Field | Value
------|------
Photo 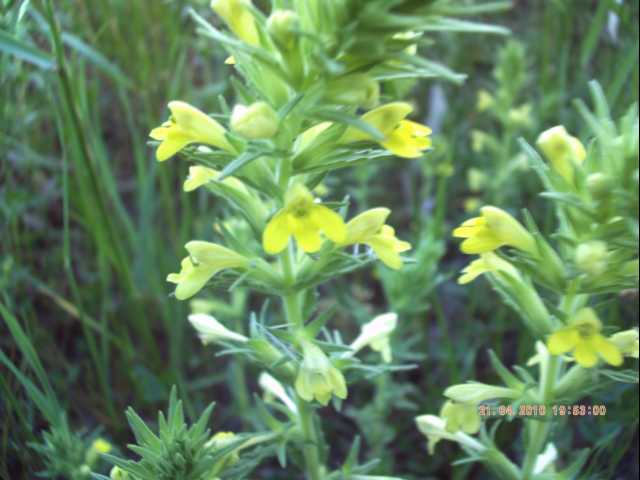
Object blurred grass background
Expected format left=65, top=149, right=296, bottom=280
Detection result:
left=1, top=0, right=638, bottom=478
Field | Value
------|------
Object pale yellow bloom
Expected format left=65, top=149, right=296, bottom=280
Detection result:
left=440, top=401, right=481, bottom=434
left=149, top=101, right=235, bottom=161
left=168, top=242, right=249, bottom=300
left=340, top=102, right=432, bottom=158
left=262, top=184, right=346, bottom=254
left=547, top=308, right=623, bottom=368
left=295, top=340, right=347, bottom=406
left=211, top=0, right=260, bottom=46
left=453, top=206, right=536, bottom=255
left=343, top=208, right=411, bottom=269
left=609, top=329, right=639, bottom=359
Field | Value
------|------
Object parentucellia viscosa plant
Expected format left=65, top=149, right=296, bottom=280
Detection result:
left=102, top=1, right=510, bottom=479
left=416, top=82, right=639, bottom=479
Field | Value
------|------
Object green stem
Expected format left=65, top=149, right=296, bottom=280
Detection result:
left=279, top=246, right=324, bottom=480
left=521, top=354, right=560, bottom=479
left=296, top=395, right=323, bottom=480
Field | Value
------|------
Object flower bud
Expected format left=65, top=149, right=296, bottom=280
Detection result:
left=586, top=172, right=611, bottom=199
left=444, top=382, right=521, bottom=404
left=231, top=102, right=279, bottom=139
left=536, top=125, right=586, bottom=184
left=467, top=168, right=487, bottom=192
left=349, top=312, right=398, bottom=362
left=507, top=103, right=532, bottom=128
left=476, top=90, right=494, bottom=112
left=325, top=74, right=380, bottom=109
left=575, top=241, right=608, bottom=276
left=211, top=0, right=260, bottom=46
left=259, top=372, right=298, bottom=413
left=267, top=9, right=299, bottom=50
left=188, top=313, right=249, bottom=344
left=207, top=431, right=240, bottom=468
left=85, top=438, right=112, bottom=467
left=110, top=467, right=130, bottom=480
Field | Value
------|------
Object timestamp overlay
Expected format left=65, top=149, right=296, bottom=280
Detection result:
left=478, top=404, right=607, bottom=417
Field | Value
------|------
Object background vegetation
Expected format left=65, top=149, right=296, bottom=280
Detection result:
left=1, top=0, right=638, bottom=478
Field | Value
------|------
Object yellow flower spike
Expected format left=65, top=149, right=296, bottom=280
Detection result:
left=453, top=206, right=536, bottom=255
left=295, top=340, right=347, bottom=406
left=440, top=401, right=481, bottom=435
left=167, top=242, right=249, bottom=300
left=458, top=252, right=520, bottom=285
left=211, top=0, right=260, bottom=46
left=340, top=102, right=432, bottom=159
left=536, top=125, right=586, bottom=184
left=547, top=308, right=623, bottom=368
left=342, top=208, right=411, bottom=269
left=610, top=329, right=639, bottom=359
left=149, top=101, right=236, bottom=161
left=262, top=184, right=346, bottom=255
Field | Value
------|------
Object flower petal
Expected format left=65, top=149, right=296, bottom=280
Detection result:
left=460, top=231, right=503, bottom=254
left=263, top=211, right=291, bottom=254
left=293, top=225, right=322, bottom=253
left=310, top=205, right=346, bottom=244
left=593, top=335, right=623, bottom=366
left=175, top=263, right=219, bottom=300
left=368, top=236, right=402, bottom=269
left=547, top=328, right=579, bottom=355
left=156, top=132, right=193, bottom=161
left=573, top=340, right=599, bottom=368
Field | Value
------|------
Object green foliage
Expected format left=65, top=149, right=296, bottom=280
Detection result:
left=105, top=387, right=248, bottom=480
left=1, top=0, right=638, bottom=479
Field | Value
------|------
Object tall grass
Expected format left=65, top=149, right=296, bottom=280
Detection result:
left=1, top=0, right=638, bottom=478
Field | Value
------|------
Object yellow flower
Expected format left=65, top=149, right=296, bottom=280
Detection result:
left=458, top=252, right=519, bottom=285
left=211, top=0, right=260, bottom=46
left=440, top=401, right=481, bottom=434
left=452, top=206, right=536, bottom=255
left=609, top=329, right=639, bottom=359
left=342, top=208, right=411, bottom=269
left=340, top=102, right=432, bottom=158
left=295, top=340, right=347, bottom=406
left=149, top=101, right=236, bottom=161
left=547, top=308, right=623, bottom=368
left=262, top=184, right=346, bottom=254
left=167, top=241, right=249, bottom=300
left=536, top=125, right=586, bottom=184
